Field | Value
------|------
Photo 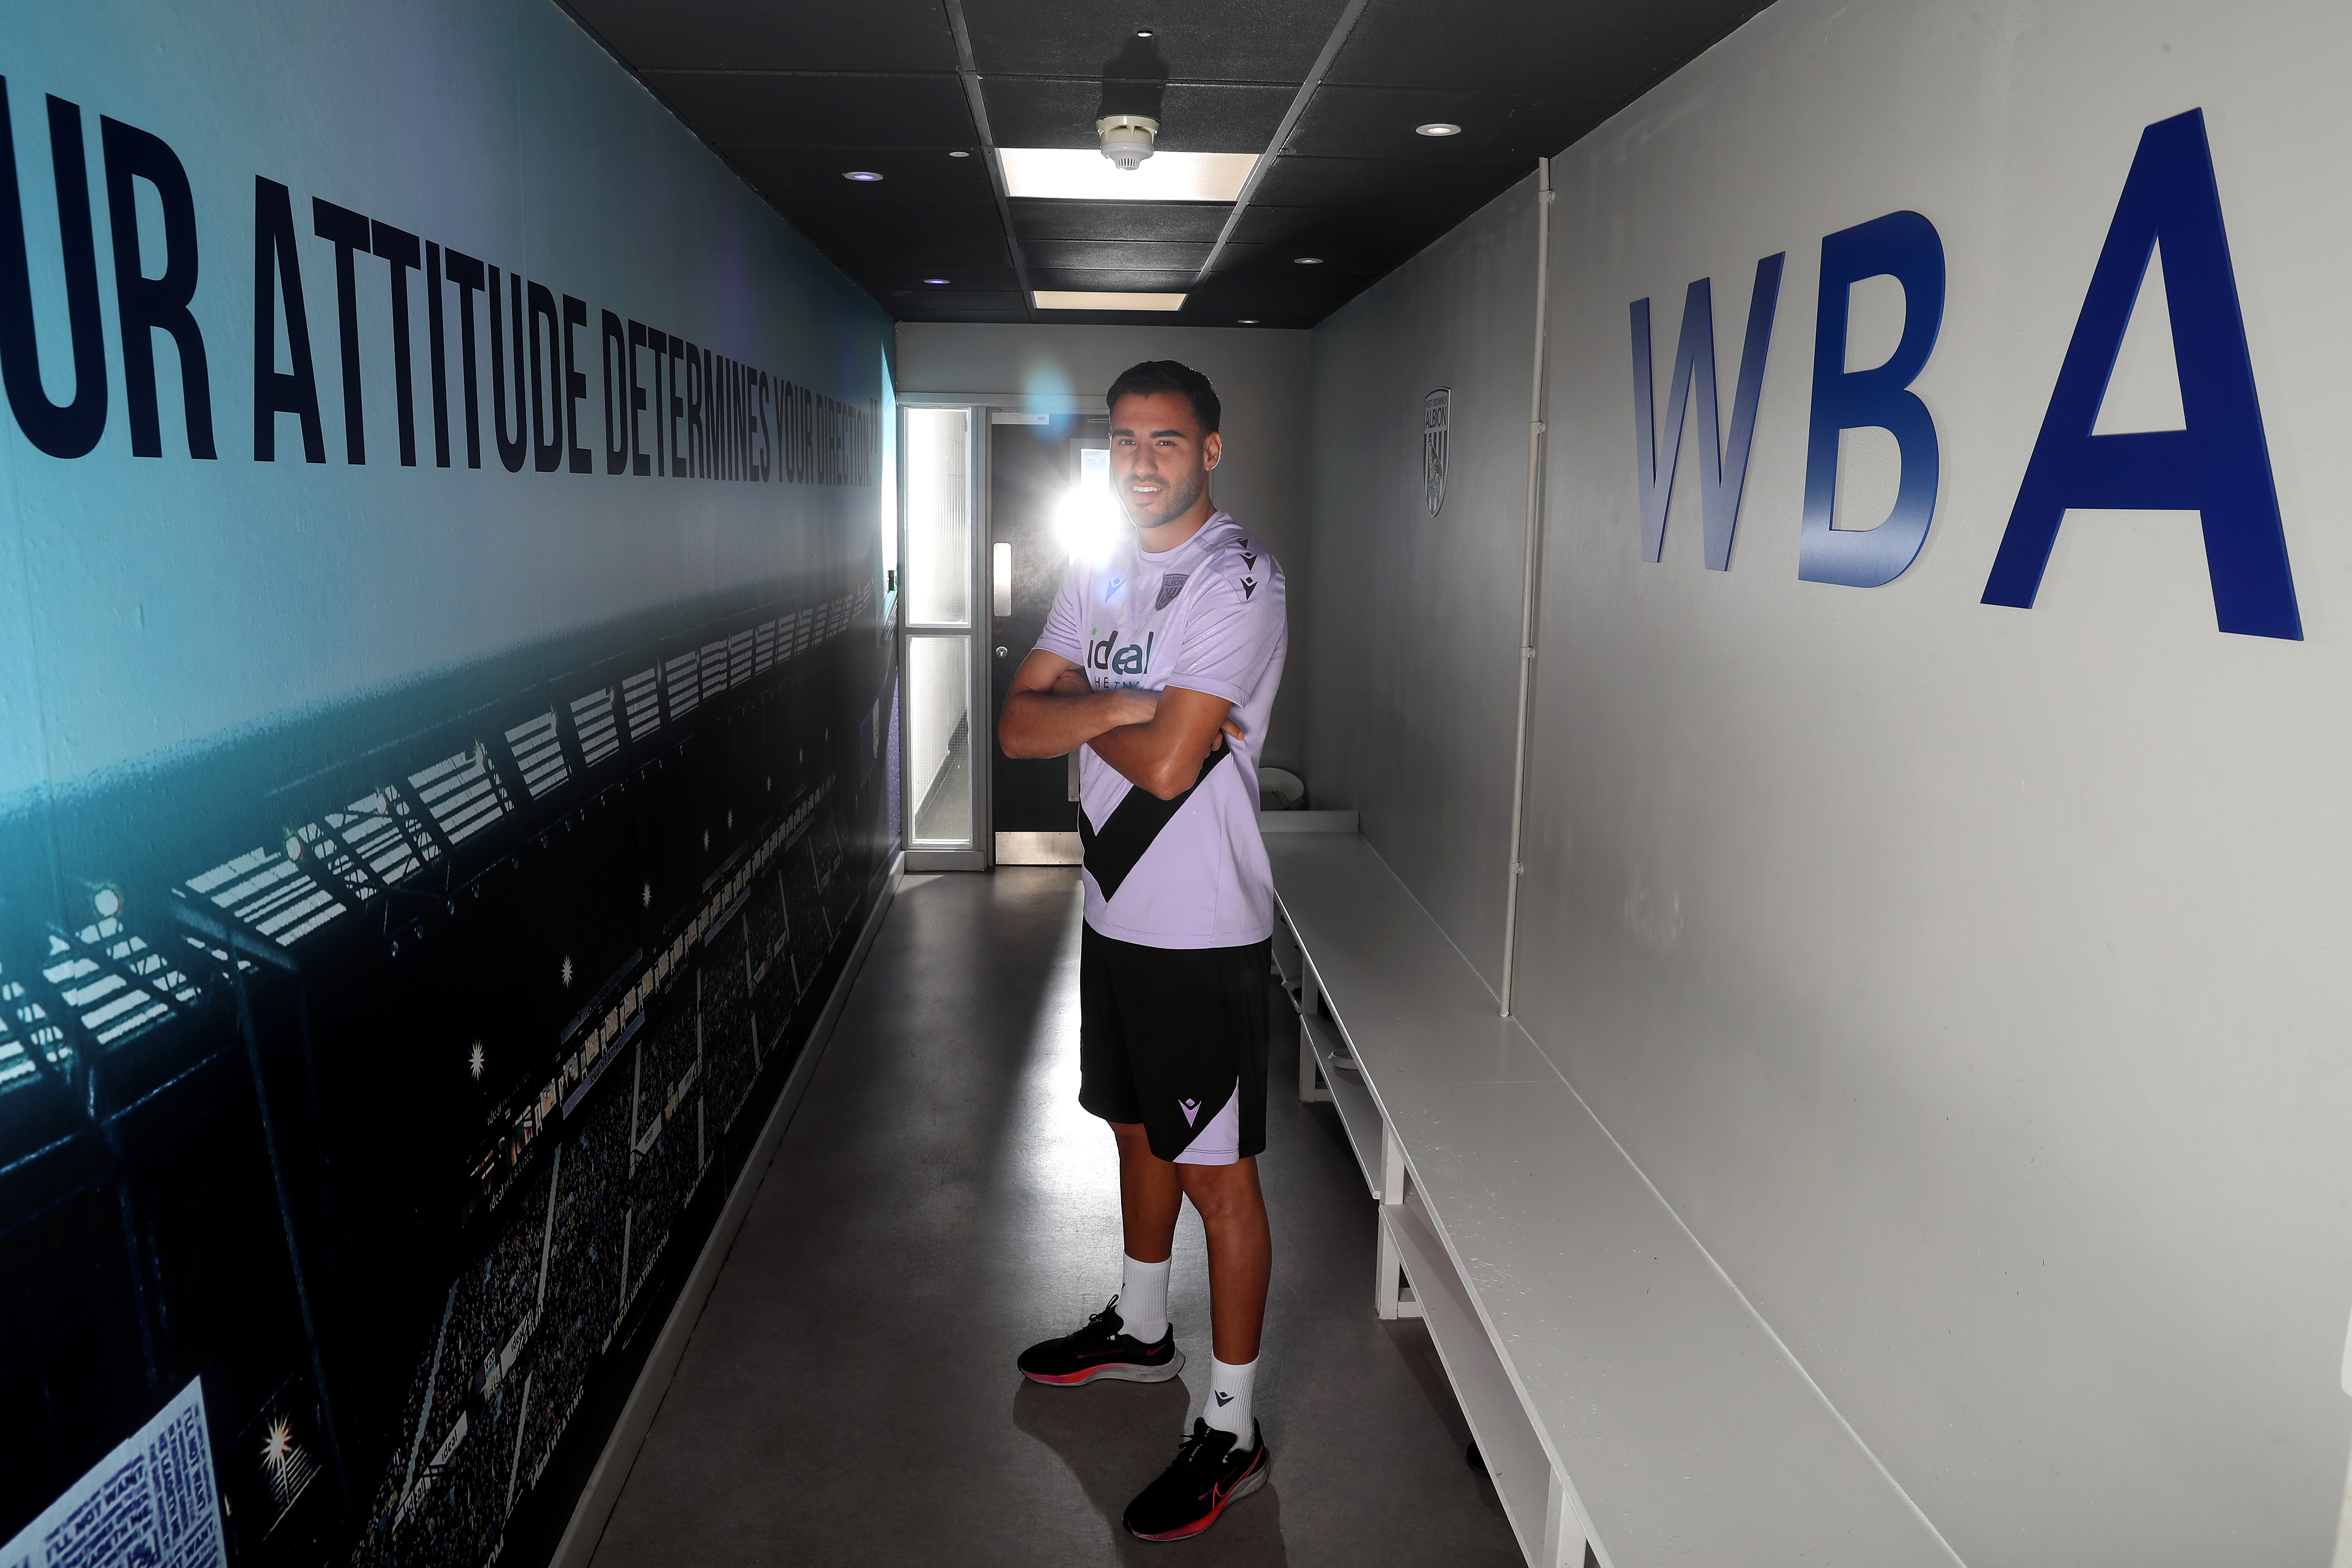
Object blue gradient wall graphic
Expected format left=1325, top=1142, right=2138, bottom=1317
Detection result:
left=0, top=4, right=897, bottom=1566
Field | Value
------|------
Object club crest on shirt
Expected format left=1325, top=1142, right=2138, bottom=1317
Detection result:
left=1154, top=573, right=1188, bottom=611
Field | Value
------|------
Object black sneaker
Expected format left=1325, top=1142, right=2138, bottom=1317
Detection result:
left=1017, top=1295, right=1183, bottom=1386
left=1123, top=1418, right=1270, bottom=1541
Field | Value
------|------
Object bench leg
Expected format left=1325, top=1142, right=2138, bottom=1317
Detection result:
left=1298, top=1020, right=1330, bottom=1102
left=1543, top=1469, right=1589, bottom=1568
left=1375, top=1209, right=1409, bottom=1319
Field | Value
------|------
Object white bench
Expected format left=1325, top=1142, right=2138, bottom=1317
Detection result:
left=1265, top=830, right=1954, bottom=1568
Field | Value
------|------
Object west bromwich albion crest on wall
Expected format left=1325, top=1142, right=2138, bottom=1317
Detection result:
left=1423, top=388, right=1450, bottom=518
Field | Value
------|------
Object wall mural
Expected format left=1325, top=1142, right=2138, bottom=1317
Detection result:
left=0, top=4, right=898, bottom=1566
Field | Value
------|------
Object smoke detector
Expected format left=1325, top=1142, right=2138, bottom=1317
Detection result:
left=1096, top=114, right=1158, bottom=171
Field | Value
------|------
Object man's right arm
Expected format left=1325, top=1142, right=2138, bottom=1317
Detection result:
left=998, top=649, right=1156, bottom=758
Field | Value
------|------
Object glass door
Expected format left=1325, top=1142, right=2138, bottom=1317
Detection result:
left=900, top=405, right=988, bottom=870
left=988, top=413, right=1109, bottom=864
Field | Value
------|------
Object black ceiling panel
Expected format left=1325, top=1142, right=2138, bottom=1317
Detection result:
left=637, top=71, right=974, bottom=148
left=1029, top=268, right=1200, bottom=294
left=1248, top=154, right=1517, bottom=212
left=961, top=0, right=1354, bottom=84
left=890, top=289, right=1031, bottom=320
left=981, top=80, right=1294, bottom=154
left=730, top=146, right=995, bottom=203
left=561, top=0, right=960, bottom=73
left=1327, top=0, right=1772, bottom=95
left=557, top=0, right=1774, bottom=328
left=776, top=198, right=1008, bottom=259
left=1009, top=201, right=1232, bottom=243
left=1210, top=243, right=1395, bottom=279
left=1286, top=86, right=1618, bottom=163
left=1185, top=269, right=1373, bottom=313
left=1227, top=204, right=1461, bottom=255
left=1023, top=239, right=1214, bottom=272
left=863, top=265, right=1021, bottom=293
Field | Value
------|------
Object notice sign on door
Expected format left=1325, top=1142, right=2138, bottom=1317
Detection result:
left=2, top=1378, right=225, bottom=1568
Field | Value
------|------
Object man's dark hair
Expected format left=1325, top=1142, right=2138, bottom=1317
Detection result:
left=1106, top=360, right=1221, bottom=435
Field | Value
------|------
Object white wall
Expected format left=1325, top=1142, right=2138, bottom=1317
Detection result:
left=1307, top=181, right=1540, bottom=983
left=896, top=322, right=1314, bottom=776
left=1309, top=1, right=2352, bottom=1562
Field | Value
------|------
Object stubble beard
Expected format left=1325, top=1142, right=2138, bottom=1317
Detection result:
left=1121, top=466, right=1205, bottom=534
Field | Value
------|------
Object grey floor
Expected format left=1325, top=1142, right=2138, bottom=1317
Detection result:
left=589, top=867, right=1522, bottom=1567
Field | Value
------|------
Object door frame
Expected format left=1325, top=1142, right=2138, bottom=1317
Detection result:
left=894, top=393, right=1108, bottom=870
left=897, top=399, right=992, bottom=872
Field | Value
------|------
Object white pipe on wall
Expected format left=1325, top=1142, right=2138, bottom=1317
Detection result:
left=1498, top=158, right=1553, bottom=1018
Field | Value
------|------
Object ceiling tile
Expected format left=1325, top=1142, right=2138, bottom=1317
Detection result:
left=1027, top=267, right=1202, bottom=294
left=868, top=266, right=1021, bottom=294
left=731, top=146, right=995, bottom=203
left=1211, top=243, right=1391, bottom=278
left=1325, top=0, right=1772, bottom=95
left=1246, top=153, right=1517, bottom=212
left=1024, top=239, right=1214, bottom=271
left=891, top=290, right=1032, bottom=321
left=1008, top=201, right=1232, bottom=243
left=1184, top=269, right=1372, bottom=314
left=561, top=0, right=960, bottom=73
left=638, top=72, right=974, bottom=147
left=778, top=198, right=1008, bottom=260
left=983, top=80, right=1293, bottom=154
left=1286, top=85, right=1616, bottom=163
left=962, top=0, right=1352, bottom=84
left=1226, top=204, right=1460, bottom=255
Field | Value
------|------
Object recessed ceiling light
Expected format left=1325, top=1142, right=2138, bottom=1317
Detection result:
left=843, top=170, right=884, bottom=182
left=1000, top=147, right=1255, bottom=202
left=923, top=278, right=949, bottom=285
left=949, top=150, right=969, bottom=159
left=1416, top=122, right=1462, bottom=137
left=1033, top=290, right=1187, bottom=312
left=1237, top=318, right=1259, bottom=324
left=1294, top=256, right=1323, bottom=264
left=1136, top=28, right=1154, bottom=36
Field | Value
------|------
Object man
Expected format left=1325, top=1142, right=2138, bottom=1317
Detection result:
left=999, top=360, right=1286, bottom=1542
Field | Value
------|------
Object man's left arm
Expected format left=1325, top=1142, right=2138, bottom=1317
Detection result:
left=1091, top=561, right=1283, bottom=803
left=1087, top=687, right=1239, bottom=802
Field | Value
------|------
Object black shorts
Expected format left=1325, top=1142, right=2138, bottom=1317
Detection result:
left=1078, top=924, right=1273, bottom=1165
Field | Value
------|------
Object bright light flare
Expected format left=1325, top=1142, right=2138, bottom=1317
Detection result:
left=1056, top=447, right=1125, bottom=564
left=261, top=1416, right=295, bottom=1471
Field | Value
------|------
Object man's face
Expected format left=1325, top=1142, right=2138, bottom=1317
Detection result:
left=1109, top=391, right=1222, bottom=532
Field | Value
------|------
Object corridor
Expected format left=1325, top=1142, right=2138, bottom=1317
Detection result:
left=587, top=868, right=1520, bottom=1566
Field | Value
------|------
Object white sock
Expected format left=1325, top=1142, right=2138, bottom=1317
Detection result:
left=1204, top=1355, right=1257, bottom=1447
left=1118, top=1254, right=1170, bottom=1343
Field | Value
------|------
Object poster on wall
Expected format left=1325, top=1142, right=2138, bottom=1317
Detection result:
left=0, top=3, right=900, bottom=1566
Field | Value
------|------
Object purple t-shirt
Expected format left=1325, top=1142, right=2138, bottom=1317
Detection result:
left=1037, top=511, right=1287, bottom=949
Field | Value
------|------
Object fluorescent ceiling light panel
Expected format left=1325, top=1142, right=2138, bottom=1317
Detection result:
left=1033, top=291, right=1188, bottom=312
left=998, top=148, right=1256, bottom=203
